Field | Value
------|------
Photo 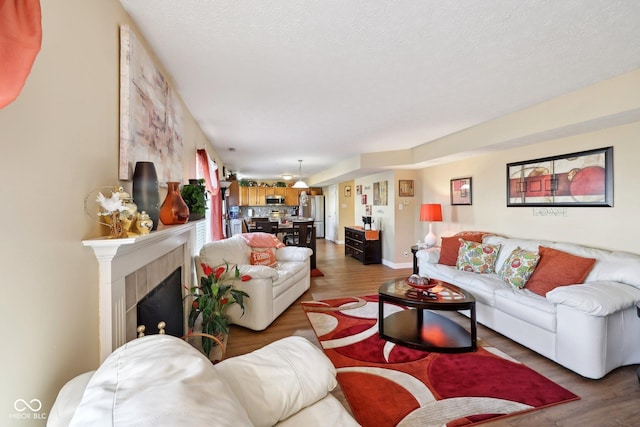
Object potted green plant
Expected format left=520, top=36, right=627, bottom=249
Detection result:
left=181, top=179, right=208, bottom=221
left=186, top=262, right=250, bottom=358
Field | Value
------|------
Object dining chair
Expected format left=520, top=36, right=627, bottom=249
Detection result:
left=254, top=219, right=279, bottom=234
left=285, top=220, right=314, bottom=247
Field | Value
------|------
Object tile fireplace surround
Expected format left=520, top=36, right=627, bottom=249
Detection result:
left=83, top=221, right=204, bottom=361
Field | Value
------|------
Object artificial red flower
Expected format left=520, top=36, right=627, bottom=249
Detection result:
left=187, top=261, right=250, bottom=358
left=241, top=275, right=252, bottom=282
left=201, top=263, right=214, bottom=276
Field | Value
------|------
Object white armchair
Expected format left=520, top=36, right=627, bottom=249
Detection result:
left=195, top=234, right=312, bottom=331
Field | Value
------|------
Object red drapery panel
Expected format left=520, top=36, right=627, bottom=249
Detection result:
left=0, top=0, right=42, bottom=109
left=196, top=149, right=223, bottom=241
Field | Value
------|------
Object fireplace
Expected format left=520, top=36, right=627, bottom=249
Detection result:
left=136, top=267, right=184, bottom=337
left=83, top=222, right=204, bottom=361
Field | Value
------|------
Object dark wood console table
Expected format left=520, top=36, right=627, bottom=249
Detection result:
left=344, top=227, right=382, bottom=264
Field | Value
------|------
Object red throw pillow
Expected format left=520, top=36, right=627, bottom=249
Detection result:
left=239, top=232, right=285, bottom=248
left=249, top=248, right=277, bottom=267
left=439, top=236, right=462, bottom=266
left=439, top=231, right=491, bottom=266
left=525, top=246, right=596, bottom=296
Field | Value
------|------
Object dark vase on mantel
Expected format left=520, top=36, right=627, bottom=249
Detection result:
left=160, top=182, right=190, bottom=225
left=132, top=161, right=160, bottom=231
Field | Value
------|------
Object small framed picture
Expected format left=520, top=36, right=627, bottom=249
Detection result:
left=365, top=205, right=372, bottom=215
left=451, top=177, right=472, bottom=205
left=398, top=179, right=414, bottom=197
left=356, top=185, right=362, bottom=195
left=361, top=194, right=367, bottom=204
left=344, top=185, right=352, bottom=197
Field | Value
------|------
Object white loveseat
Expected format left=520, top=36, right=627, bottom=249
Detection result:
left=48, top=335, right=359, bottom=427
left=417, top=234, right=640, bottom=379
left=195, top=234, right=313, bottom=331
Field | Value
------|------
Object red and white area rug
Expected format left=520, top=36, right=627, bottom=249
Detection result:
left=302, top=295, right=579, bottom=427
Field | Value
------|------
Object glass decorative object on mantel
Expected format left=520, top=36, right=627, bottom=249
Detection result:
left=159, top=182, right=190, bottom=225
left=84, top=186, right=145, bottom=238
left=114, top=187, right=138, bottom=232
left=136, top=211, right=153, bottom=234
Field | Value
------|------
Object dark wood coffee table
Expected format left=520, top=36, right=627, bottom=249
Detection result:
left=378, top=277, right=477, bottom=353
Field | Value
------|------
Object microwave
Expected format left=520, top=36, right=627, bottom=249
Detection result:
left=265, top=195, right=285, bottom=205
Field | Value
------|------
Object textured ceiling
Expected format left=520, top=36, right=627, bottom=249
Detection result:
left=119, top=0, right=640, bottom=185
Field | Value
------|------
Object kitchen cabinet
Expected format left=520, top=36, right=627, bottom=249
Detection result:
left=238, top=186, right=249, bottom=206
left=233, top=186, right=301, bottom=206
left=285, top=188, right=299, bottom=205
left=227, top=181, right=240, bottom=207
left=233, top=186, right=315, bottom=206
left=250, top=187, right=266, bottom=205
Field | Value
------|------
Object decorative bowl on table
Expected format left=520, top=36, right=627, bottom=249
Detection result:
left=405, top=274, right=435, bottom=291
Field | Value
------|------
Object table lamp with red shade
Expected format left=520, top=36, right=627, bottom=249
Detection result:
left=420, top=203, right=442, bottom=247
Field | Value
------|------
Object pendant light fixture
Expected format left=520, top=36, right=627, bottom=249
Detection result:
left=292, top=159, right=309, bottom=189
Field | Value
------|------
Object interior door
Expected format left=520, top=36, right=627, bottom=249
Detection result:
left=326, top=185, right=337, bottom=242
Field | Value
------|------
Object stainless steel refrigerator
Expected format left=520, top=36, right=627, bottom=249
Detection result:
left=300, top=195, right=325, bottom=238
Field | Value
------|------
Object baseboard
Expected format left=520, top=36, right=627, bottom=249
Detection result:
left=382, top=259, right=412, bottom=269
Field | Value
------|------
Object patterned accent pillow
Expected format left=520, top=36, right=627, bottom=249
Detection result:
left=249, top=248, right=277, bottom=267
left=498, top=248, right=541, bottom=289
left=456, top=239, right=502, bottom=274
left=439, top=231, right=493, bottom=266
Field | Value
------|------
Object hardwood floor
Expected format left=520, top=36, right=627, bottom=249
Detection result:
left=226, top=239, right=640, bottom=426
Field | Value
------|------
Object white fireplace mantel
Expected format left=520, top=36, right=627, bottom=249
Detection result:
left=83, top=221, right=202, bottom=361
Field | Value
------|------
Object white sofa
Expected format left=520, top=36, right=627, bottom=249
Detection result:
left=195, top=234, right=313, bottom=331
left=48, top=335, right=359, bottom=427
left=417, top=234, right=640, bottom=379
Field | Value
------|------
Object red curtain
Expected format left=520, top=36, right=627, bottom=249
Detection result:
left=0, top=0, right=42, bottom=109
left=196, top=149, right=223, bottom=241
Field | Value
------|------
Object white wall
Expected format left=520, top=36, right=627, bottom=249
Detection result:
left=0, top=2, right=216, bottom=424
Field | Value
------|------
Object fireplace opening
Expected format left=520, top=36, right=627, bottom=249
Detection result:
left=137, top=267, right=184, bottom=337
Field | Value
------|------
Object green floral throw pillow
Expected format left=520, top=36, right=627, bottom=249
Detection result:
left=498, top=247, right=541, bottom=289
left=456, top=239, right=502, bottom=274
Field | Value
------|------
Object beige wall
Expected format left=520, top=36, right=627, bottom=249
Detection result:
left=345, top=171, right=417, bottom=267
left=335, top=180, right=355, bottom=242
left=2, top=2, right=638, bottom=424
left=353, top=171, right=397, bottom=264
left=418, top=123, right=640, bottom=254
left=0, top=1, right=216, bottom=424
left=393, top=170, right=418, bottom=266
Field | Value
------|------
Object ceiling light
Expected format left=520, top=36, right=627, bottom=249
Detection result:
left=281, top=174, right=293, bottom=181
left=292, top=160, right=309, bottom=189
